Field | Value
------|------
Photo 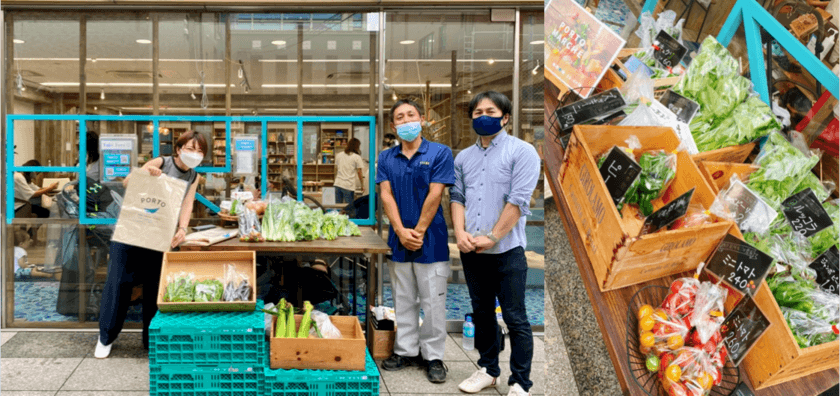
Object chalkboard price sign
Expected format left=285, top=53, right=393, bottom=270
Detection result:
left=641, top=188, right=695, bottom=235
left=653, top=31, right=688, bottom=70
left=555, top=88, right=627, bottom=131
left=659, top=90, right=700, bottom=124
left=704, top=234, right=774, bottom=296
left=720, top=296, right=770, bottom=367
left=809, top=246, right=839, bottom=294
left=728, top=382, right=755, bottom=396
left=782, top=188, right=834, bottom=238
left=598, top=147, right=642, bottom=205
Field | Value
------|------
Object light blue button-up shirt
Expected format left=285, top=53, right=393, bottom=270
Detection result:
left=451, top=131, right=541, bottom=255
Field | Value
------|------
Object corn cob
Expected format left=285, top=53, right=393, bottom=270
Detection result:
left=275, top=298, right=287, bottom=338
left=285, top=302, right=296, bottom=338
left=298, top=301, right=314, bottom=338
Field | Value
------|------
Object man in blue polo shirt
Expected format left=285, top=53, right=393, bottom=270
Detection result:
left=377, top=99, right=455, bottom=384
left=451, top=91, right=540, bottom=396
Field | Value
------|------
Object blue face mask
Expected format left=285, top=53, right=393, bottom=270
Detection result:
left=396, top=121, right=422, bottom=142
left=472, top=115, right=505, bottom=136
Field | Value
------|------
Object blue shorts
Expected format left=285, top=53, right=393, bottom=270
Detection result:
left=15, top=267, right=32, bottom=279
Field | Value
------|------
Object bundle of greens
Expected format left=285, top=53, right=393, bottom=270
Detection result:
left=194, top=279, right=224, bottom=302
left=321, top=211, right=346, bottom=241
left=768, top=270, right=817, bottom=314
left=622, top=151, right=677, bottom=216
left=783, top=307, right=838, bottom=348
left=262, top=199, right=296, bottom=242
left=747, top=132, right=821, bottom=207
left=164, top=272, right=195, bottom=302
left=793, top=172, right=831, bottom=203
left=293, top=203, right=324, bottom=241
left=808, top=200, right=840, bottom=257
left=692, top=96, right=780, bottom=152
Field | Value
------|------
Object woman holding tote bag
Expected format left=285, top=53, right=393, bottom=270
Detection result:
left=95, top=131, right=207, bottom=359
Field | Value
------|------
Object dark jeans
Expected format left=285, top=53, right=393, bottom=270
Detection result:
left=99, top=241, right=163, bottom=348
left=461, top=246, right=533, bottom=391
left=31, top=204, right=50, bottom=218
left=335, top=187, right=355, bottom=217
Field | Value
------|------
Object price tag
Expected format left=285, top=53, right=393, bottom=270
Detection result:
left=704, top=234, right=774, bottom=296
left=641, top=188, right=695, bottom=234
left=728, top=382, right=755, bottom=396
left=652, top=31, right=688, bottom=70
left=720, top=296, right=770, bottom=367
left=809, top=246, right=839, bottom=294
left=555, top=88, right=627, bottom=131
left=659, top=90, right=700, bottom=124
left=781, top=188, right=834, bottom=238
left=598, top=147, right=642, bottom=205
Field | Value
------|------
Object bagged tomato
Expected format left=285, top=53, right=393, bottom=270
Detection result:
left=673, top=347, right=716, bottom=395
left=651, top=310, right=690, bottom=354
left=670, top=204, right=714, bottom=230
left=690, top=282, right=727, bottom=344
left=665, top=379, right=689, bottom=396
left=663, top=278, right=700, bottom=319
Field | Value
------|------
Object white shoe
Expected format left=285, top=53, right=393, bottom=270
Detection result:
left=458, top=367, right=498, bottom=393
left=94, top=338, right=112, bottom=359
left=507, top=383, right=531, bottom=396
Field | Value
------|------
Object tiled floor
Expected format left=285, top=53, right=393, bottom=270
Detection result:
left=0, top=331, right=546, bottom=396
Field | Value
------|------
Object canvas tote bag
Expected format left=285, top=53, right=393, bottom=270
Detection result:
left=112, top=167, right=188, bottom=252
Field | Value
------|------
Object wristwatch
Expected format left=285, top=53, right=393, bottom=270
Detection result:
left=486, top=231, right=499, bottom=244
left=178, top=226, right=188, bottom=233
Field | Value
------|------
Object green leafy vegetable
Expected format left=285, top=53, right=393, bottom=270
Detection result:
left=692, top=96, right=780, bottom=152
left=793, top=172, right=830, bottom=203
left=622, top=151, right=677, bottom=216
left=746, top=132, right=820, bottom=207
left=194, top=279, right=224, bottom=302
left=165, top=272, right=195, bottom=302
left=808, top=200, right=840, bottom=257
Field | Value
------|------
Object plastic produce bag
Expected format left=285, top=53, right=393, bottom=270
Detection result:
left=294, top=202, right=324, bottom=241
left=690, top=282, right=727, bottom=344
left=692, top=95, right=780, bottom=152
left=262, top=196, right=296, bottom=242
left=807, top=200, right=840, bottom=258
left=194, top=278, right=224, bottom=302
left=624, top=150, right=677, bottom=217
left=165, top=271, right=195, bottom=302
left=621, top=69, right=656, bottom=105
left=238, top=207, right=264, bottom=242
left=310, top=310, right=342, bottom=339
left=112, top=168, right=189, bottom=252
left=709, top=176, right=778, bottom=235
left=810, top=289, right=840, bottom=322
left=223, top=263, right=252, bottom=302
left=767, top=271, right=817, bottom=313
left=747, top=132, right=821, bottom=207
left=782, top=307, right=839, bottom=348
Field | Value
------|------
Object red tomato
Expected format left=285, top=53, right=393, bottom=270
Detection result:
left=686, top=330, right=702, bottom=347
left=670, top=280, right=685, bottom=295
left=713, top=368, right=723, bottom=386
left=659, top=352, right=676, bottom=379
left=702, top=339, right=718, bottom=355
left=682, top=316, right=693, bottom=331
left=709, top=331, right=722, bottom=345
left=667, top=381, right=689, bottom=396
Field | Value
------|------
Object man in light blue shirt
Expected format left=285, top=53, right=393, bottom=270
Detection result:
left=451, top=91, right=540, bottom=396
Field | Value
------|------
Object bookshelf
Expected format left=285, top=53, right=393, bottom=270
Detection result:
left=266, top=122, right=297, bottom=185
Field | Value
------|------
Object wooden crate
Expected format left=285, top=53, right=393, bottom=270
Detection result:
left=698, top=161, right=760, bottom=195
left=157, top=251, right=257, bottom=312
left=558, top=125, right=733, bottom=291
left=371, top=328, right=396, bottom=360
left=270, top=315, right=366, bottom=371
left=690, top=142, right=757, bottom=165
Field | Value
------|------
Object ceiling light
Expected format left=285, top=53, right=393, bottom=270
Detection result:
left=532, top=63, right=540, bottom=75
left=399, top=40, right=415, bottom=45
left=100, top=89, right=105, bottom=100
left=271, top=40, right=286, bottom=46
left=392, top=93, right=398, bottom=101
left=530, top=40, right=544, bottom=45
left=13, top=39, right=25, bottom=44
left=93, top=106, right=98, bottom=110
left=191, top=91, right=197, bottom=100
left=467, top=89, right=472, bottom=95
left=136, top=39, right=152, bottom=44
left=91, top=58, right=97, bottom=63
left=487, top=59, right=495, bottom=65
left=119, top=110, right=123, bottom=116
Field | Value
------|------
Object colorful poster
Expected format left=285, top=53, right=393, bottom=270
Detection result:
left=544, top=0, right=626, bottom=98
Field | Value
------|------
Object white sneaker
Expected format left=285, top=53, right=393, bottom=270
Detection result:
left=94, top=338, right=112, bottom=359
left=507, top=383, right=531, bottom=396
left=458, top=367, right=498, bottom=393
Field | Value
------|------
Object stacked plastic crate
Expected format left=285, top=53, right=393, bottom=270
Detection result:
left=147, top=301, right=267, bottom=396
left=263, top=350, right=380, bottom=396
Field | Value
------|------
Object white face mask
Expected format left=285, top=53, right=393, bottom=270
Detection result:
left=179, top=151, right=203, bottom=169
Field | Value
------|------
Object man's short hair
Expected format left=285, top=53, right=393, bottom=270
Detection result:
left=389, top=99, right=424, bottom=123
left=467, top=91, right=512, bottom=118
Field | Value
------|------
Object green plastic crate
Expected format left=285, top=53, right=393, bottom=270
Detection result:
left=264, top=350, right=379, bottom=396
left=149, top=364, right=264, bottom=396
left=148, top=301, right=267, bottom=366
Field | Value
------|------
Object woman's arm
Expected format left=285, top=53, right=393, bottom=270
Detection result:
left=171, top=177, right=199, bottom=248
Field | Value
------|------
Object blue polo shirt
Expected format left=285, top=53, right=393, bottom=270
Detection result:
left=375, top=139, right=455, bottom=263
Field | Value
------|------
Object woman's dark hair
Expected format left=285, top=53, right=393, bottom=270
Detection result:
left=14, top=229, right=30, bottom=247
left=467, top=91, right=513, bottom=119
left=174, top=130, right=208, bottom=156
left=21, top=159, right=41, bottom=184
left=86, top=132, right=100, bottom=164
left=345, top=138, right=361, bottom=155
left=389, top=99, right=423, bottom=123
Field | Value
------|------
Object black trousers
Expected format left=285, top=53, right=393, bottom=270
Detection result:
left=99, top=241, right=163, bottom=348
